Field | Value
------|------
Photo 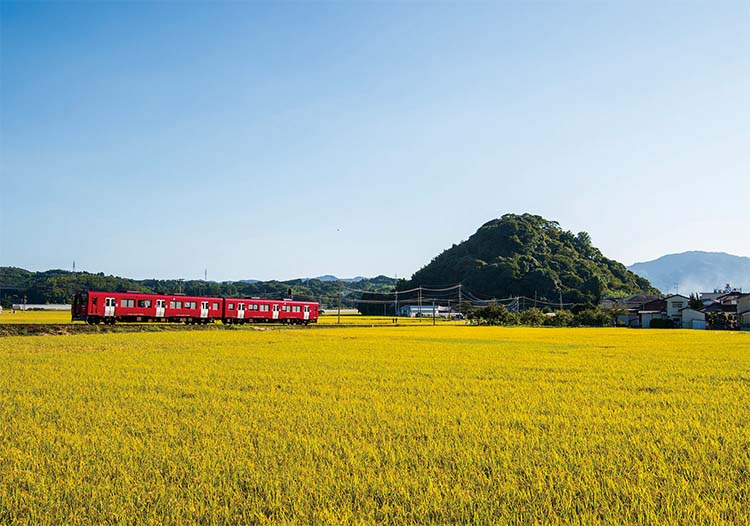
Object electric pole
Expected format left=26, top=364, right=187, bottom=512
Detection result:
left=418, top=286, right=422, bottom=323
left=432, top=299, right=436, bottom=325
left=337, top=282, right=342, bottom=325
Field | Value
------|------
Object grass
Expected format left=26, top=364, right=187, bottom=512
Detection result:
left=1, top=327, right=749, bottom=525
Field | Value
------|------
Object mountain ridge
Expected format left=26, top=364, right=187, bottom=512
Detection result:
left=628, top=251, right=750, bottom=294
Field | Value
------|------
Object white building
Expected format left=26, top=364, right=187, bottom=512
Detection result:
left=664, top=294, right=690, bottom=323
left=399, top=305, right=451, bottom=317
left=680, top=308, right=706, bottom=330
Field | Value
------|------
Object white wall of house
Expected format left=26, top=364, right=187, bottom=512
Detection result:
left=680, top=308, right=706, bottom=329
left=665, top=295, right=689, bottom=319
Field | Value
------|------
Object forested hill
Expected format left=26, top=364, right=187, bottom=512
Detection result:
left=401, top=214, right=658, bottom=305
left=0, top=267, right=395, bottom=309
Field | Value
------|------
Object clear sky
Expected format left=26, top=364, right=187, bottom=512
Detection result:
left=1, top=1, right=748, bottom=281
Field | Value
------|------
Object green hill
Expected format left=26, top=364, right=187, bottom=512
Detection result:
left=401, top=214, right=657, bottom=305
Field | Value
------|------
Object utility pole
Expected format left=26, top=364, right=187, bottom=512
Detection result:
left=204, top=268, right=207, bottom=281
left=458, top=283, right=462, bottom=306
left=337, top=282, right=342, bottom=325
left=395, top=290, right=399, bottom=320
left=418, top=286, right=422, bottom=323
left=559, top=290, right=563, bottom=311
left=432, top=299, right=436, bottom=325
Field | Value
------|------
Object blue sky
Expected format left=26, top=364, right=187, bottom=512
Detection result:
left=1, top=1, right=748, bottom=281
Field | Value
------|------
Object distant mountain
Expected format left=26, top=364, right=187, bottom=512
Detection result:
left=239, top=279, right=259, bottom=284
left=628, top=251, right=750, bottom=294
left=311, top=275, right=366, bottom=282
left=400, top=213, right=656, bottom=304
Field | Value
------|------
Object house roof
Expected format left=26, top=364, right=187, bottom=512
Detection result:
left=679, top=307, right=705, bottom=314
left=702, top=303, right=738, bottom=313
left=642, top=299, right=667, bottom=311
left=664, top=294, right=690, bottom=301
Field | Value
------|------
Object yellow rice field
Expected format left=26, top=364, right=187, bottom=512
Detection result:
left=0, top=310, right=460, bottom=326
left=1, top=327, right=749, bottom=525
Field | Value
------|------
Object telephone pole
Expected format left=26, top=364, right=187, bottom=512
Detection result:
left=337, top=282, right=342, bottom=325
left=418, top=286, right=422, bottom=323
left=432, top=299, right=436, bottom=325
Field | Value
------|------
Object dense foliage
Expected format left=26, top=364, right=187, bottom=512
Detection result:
left=0, top=267, right=395, bottom=309
left=401, top=214, right=657, bottom=305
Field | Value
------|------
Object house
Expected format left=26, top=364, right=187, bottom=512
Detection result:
left=399, top=305, right=443, bottom=317
left=738, top=293, right=750, bottom=330
left=702, top=302, right=738, bottom=330
left=639, top=310, right=666, bottom=328
left=700, top=285, right=742, bottom=305
left=716, top=292, right=742, bottom=305
left=600, top=294, right=660, bottom=310
left=679, top=307, right=706, bottom=329
left=664, top=294, right=690, bottom=324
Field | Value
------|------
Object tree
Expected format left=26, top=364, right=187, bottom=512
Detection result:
left=520, top=308, right=546, bottom=326
left=688, top=293, right=703, bottom=310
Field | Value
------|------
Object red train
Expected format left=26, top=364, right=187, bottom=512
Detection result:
left=72, top=291, right=319, bottom=325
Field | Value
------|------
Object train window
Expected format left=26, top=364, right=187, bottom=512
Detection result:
left=228, top=303, right=234, bottom=310
left=175, top=301, right=183, bottom=309
left=212, top=302, right=219, bottom=310
left=92, top=297, right=98, bottom=305
left=138, top=299, right=152, bottom=308
left=185, top=301, right=195, bottom=309
left=260, top=304, right=269, bottom=312
left=122, top=299, right=135, bottom=308
left=251, top=304, right=258, bottom=310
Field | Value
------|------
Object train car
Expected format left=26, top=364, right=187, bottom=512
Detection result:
left=72, top=291, right=223, bottom=324
left=222, top=297, right=318, bottom=325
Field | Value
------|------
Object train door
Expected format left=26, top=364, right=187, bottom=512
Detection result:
left=156, top=299, right=166, bottom=318
left=304, top=305, right=310, bottom=320
left=200, top=301, right=209, bottom=319
left=105, top=297, right=116, bottom=317
left=237, top=303, right=245, bottom=320
left=272, top=304, right=279, bottom=320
